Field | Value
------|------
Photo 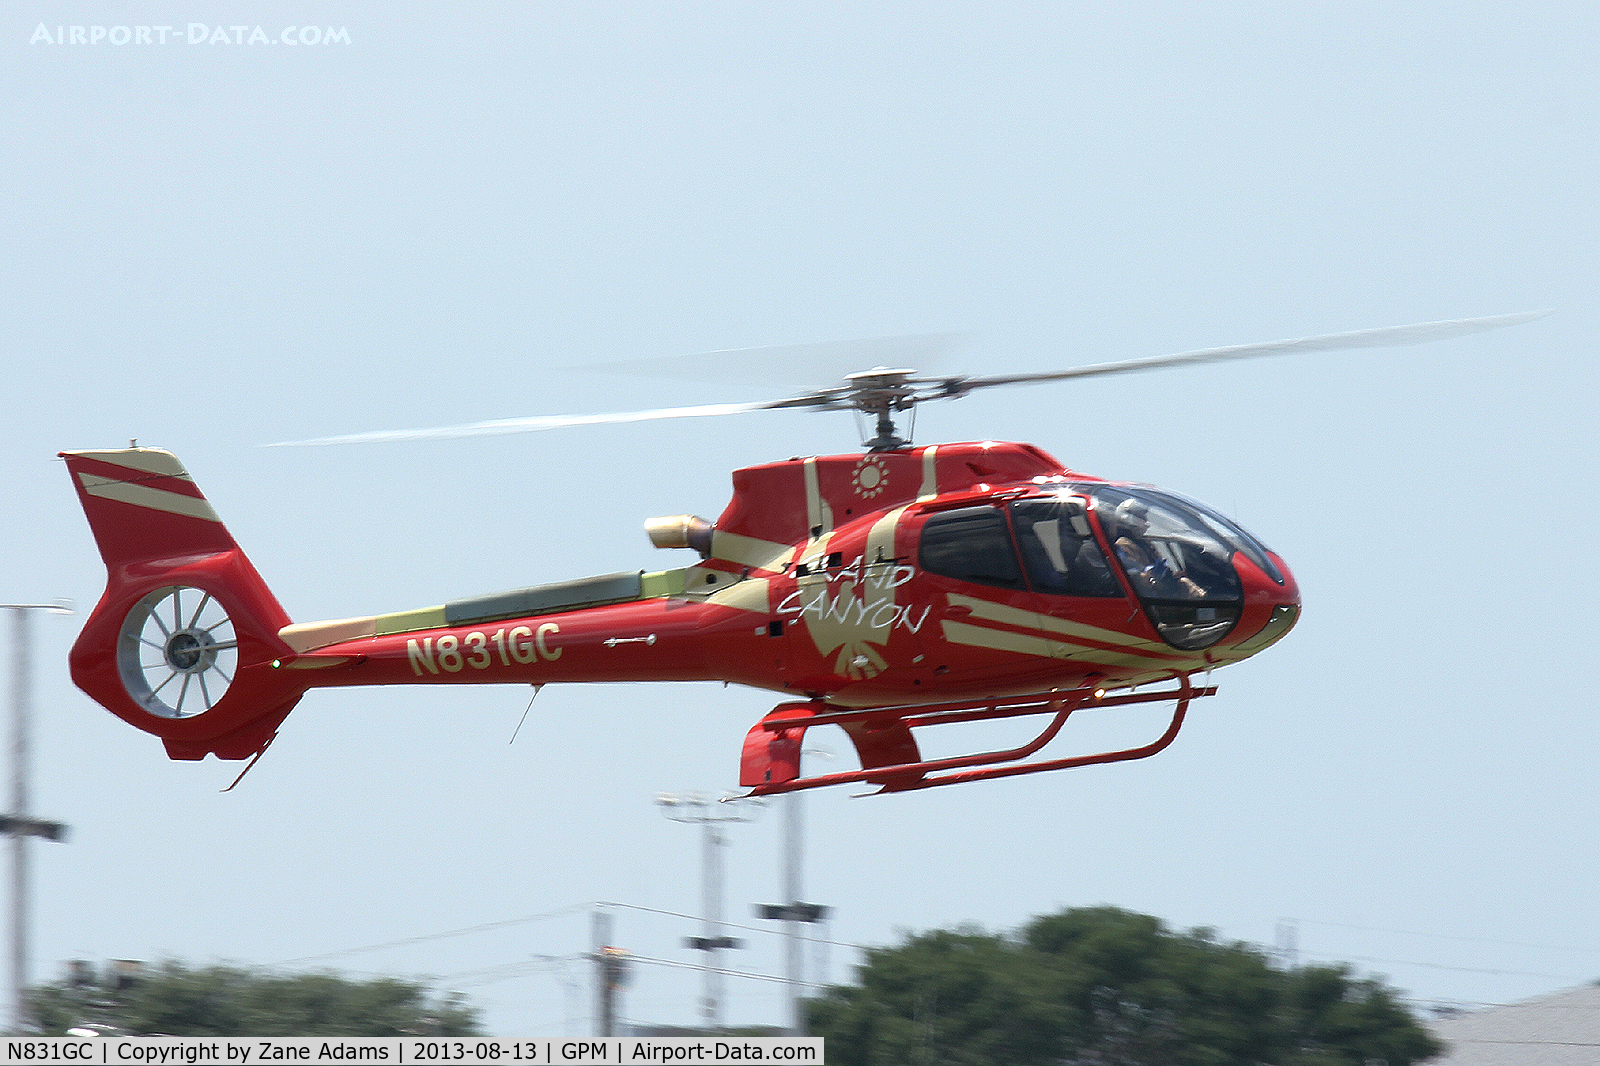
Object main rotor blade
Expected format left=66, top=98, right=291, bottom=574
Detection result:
left=942, top=309, right=1553, bottom=395
left=585, top=333, right=964, bottom=392
left=269, top=397, right=833, bottom=447
left=270, top=309, right=1550, bottom=447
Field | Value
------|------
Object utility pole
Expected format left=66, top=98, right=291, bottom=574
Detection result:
left=755, top=793, right=830, bottom=1037
left=656, top=792, right=761, bottom=1032
left=2, top=603, right=71, bottom=1034
left=589, top=907, right=629, bottom=1037
left=1275, top=918, right=1300, bottom=970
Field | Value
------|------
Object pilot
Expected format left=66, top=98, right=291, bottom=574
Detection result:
left=1111, top=499, right=1206, bottom=599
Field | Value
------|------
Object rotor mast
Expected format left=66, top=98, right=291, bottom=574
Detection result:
left=846, top=369, right=918, bottom=451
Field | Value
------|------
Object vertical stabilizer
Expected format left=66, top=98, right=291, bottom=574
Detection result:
left=61, top=448, right=306, bottom=760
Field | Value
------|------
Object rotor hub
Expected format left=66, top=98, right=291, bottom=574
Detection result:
left=164, top=629, right=216, bottom=673
left=844, top=368, right=919, bottom=450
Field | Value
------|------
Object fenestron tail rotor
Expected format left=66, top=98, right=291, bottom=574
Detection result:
left=269, top=310, right=1551, bottom=452
left=117, top=585, right=239, bottom=719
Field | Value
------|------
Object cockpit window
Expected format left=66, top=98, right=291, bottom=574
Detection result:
left=1008, top=499, right=1122, bottom=597
left=918, top=507, right=1026, bottom=590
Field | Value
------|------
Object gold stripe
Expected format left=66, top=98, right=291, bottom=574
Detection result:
left=918, top=445, right=939, bottom=500
left=640, top=569, right=688, bottom=598
left=947, top=593, right=1170, bottom=652
left=940, top=620, right=1184, bottom=670
left=1060, top=644, right=1193, bottom=670
left=792, top=530, right=837, bottom=576
left=279, top=616, right=378, bottom=652
left=941, top=620, right=1066, bottom=659
left=685, top=565, right=738, bottom=593
left=373, top=605, right=448, bottom=636
left=866, top=505, right=907, bottom=566
left=711, top=530, right=795, bottom=572
left=708, top=576, right=771, bottom=615
left=803, top=457, right=832, bottom=538
left=77, top=472, right=221, bottom=523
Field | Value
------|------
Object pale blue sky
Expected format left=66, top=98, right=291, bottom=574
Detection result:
left=4, top=1, right=1596, bottom=1035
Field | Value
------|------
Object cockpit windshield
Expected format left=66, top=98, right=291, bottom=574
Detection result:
left=1090, top=487, right=1243, bottom=603
left=1067, top=483, right=1280, bottom=650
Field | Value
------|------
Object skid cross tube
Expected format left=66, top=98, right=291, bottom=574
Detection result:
left=741, top=675, right=1215, bottom=796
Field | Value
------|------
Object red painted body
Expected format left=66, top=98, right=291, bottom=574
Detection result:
left=61, top=441, right=1299, bottom=792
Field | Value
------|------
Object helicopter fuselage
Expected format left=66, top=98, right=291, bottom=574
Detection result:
left=278, top=441, right=1299, bottom=708
left=61, top=442, right=1297, bottom=775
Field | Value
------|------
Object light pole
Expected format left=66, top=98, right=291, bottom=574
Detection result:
left=656, top=792, right=761, bottom=1032
left=2, top=603, right=71, bottom=1034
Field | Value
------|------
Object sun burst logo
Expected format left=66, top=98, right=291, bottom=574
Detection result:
left=852, top=456, right=888, bottom=499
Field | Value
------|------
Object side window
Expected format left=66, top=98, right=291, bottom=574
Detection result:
left=918, top=507, right=1025, bottom=590
left=1010, top=500, right=1123, bottom=598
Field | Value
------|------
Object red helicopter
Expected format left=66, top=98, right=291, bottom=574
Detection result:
left=62, top=311, right=1546, bottom=794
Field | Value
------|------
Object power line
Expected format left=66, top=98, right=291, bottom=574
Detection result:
left=598, top=901, right=865, bottom=951
left=272, top=902, right=1592, bottom=1004
left=1299, top=949, right=1586, bottom=983
left=440, top=954, right=585, bottom=988
left=274, top=904, right=590, bottom=965
left=623, top=952, right=830, bottom=990
left=1290, top=917, right=1600, bottom=959
left=1448, top=1040, right=1600, bottom=1048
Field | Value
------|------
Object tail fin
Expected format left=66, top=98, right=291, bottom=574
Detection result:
left=61, top=448, right=307, bottom=760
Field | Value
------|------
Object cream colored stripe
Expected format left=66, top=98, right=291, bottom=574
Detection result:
left=707, top=576, right=771, bottom=615
left=640, top=569, right=688, bottom=598
left=803, top=457, right=832, bottom=538
left=793, top=530, right=836, bottom=576
left=711, top=530, right=796, bottom=572
left=947, top=592, right=1171, bottom=653
left=66, top=448, right=191, bottom=479
left=866, top=505, right=907, bottom=565
left=279, top=616, right=378, bottom=652
left=1059, top=643, right=1191, bottom=670
left=941, top=620, right=1065, bottom=659
left=373, top=605, right=448, bottom=636
left=77, top=472, right=221, bottom=523
left=940, top=620, right=1182, bottom=670
left=918, top=445, right=939, bottom=500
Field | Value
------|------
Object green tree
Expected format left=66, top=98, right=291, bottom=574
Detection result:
left=809, top=906, right=1441, bottom=1066
left=27, top=960, right=480, bottom=1037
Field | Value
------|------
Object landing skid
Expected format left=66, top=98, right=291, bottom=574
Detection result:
left=739, top=675, right=1215, bottom=795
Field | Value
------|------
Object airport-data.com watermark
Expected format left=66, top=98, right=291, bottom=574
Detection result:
left=30, top=23, right=351, bottom=46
